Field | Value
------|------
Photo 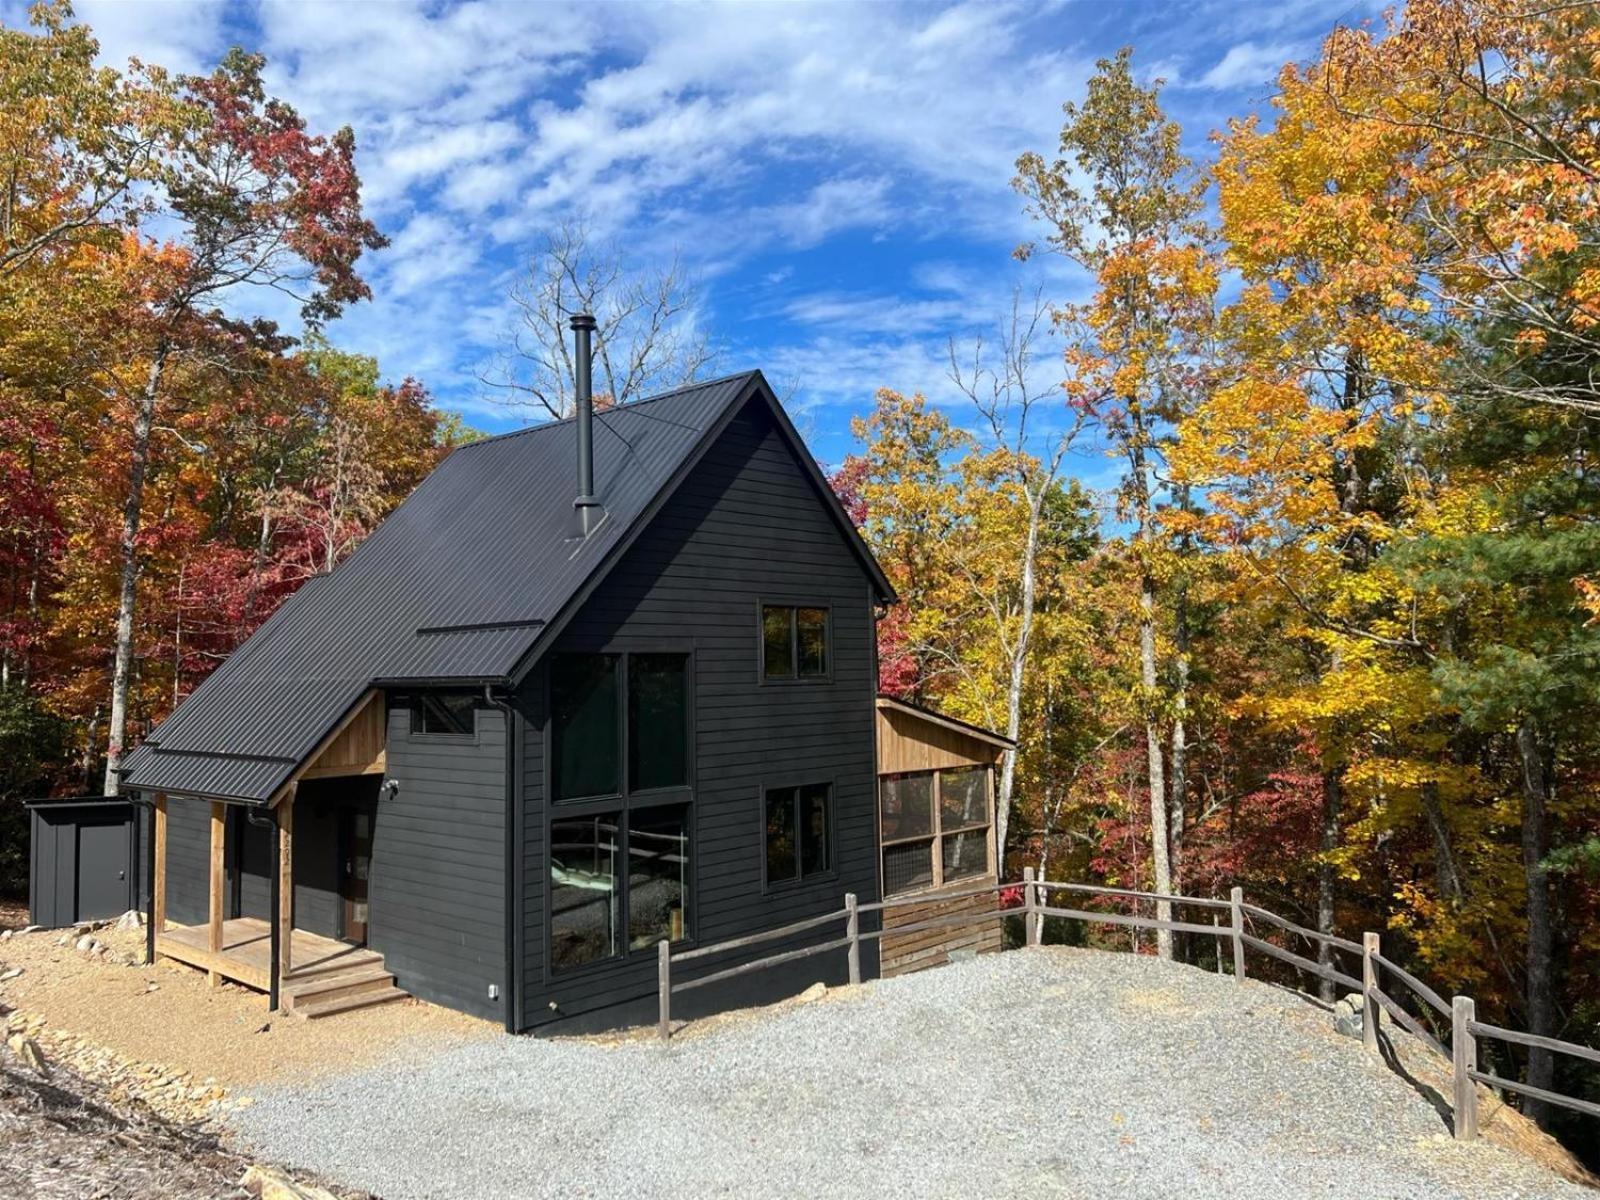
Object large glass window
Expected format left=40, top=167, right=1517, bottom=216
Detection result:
left=551, top=655, right=620, bottom=800
left=765, top=782, right=832, bottom=885
left=879, top=765, right=993, bottom=896
left=550, top=815, right=620, bottom=970
left=761, top=605, right=829, bottom=679
left=411, top=692, right=475, bottom=736
left=629, top=654, right=689, bottom=792
left=627, top=806, right=689, bottom=949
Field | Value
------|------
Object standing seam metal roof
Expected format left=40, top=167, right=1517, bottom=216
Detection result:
left=119, top=371, right=890, bottom=804
left=122, top=373, right=753, bottom=802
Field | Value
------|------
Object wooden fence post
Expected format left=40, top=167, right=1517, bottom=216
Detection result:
left=1023, top=868, right=1039, bottom=947
left=845, top=892, right=860, bottom=986
left=1362, top=932, right=1380, bottom=1055
left=658, top=940, right=671, bottom=1043
left=1214, top=916, right=1224, bottom=974
left=1229, top=886, right=1246, bottom=983
left=1452, top=996, right=1477, bottom=1140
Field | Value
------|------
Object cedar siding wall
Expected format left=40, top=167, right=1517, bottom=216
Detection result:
left=518, top=398, right=882, bottom=1032
left=876, top=703, right=1005, bottom=977
left=376, top=704, right=506, bottom=1023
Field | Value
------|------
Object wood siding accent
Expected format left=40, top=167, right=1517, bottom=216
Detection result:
left=518, top=397, right=882, bottom=1031
left=879, top=881, right=1004, bottom=977
left=876, top=704, right=1005, bottom=775
left=299, top=691, right=387, bottom=780
left=376, top=704, right=505, bottom=1022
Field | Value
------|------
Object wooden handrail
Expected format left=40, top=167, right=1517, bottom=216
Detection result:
left=1240, top=903, right=1364, bottom=957
left=672, top=907, right=847, bottom=963
left=649, top=873, right=1600, bottom=1148
left=1467, top=1019, right=1600, bottom=1068
left=1044, top=880, right=1232, bottom=910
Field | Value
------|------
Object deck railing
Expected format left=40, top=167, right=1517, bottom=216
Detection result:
left=653, top=870, right=1600, bottom=1143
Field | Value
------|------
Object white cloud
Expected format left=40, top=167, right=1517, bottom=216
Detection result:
left=1196, top=41, right=1300, bottom=91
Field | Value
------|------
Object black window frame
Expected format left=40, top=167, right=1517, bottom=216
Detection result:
left=544, top=647, right=696, bottom=977
left=407, top=691, right=479, bottom=740
left=757, top=600, right=832, bottom=683
left=761, top=778, right=837, bottom=892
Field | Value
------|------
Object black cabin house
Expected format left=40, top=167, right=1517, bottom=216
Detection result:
left=118, top=315, right=896, bottom=1031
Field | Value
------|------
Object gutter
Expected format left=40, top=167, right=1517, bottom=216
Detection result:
left=485, top=685, right=519, bottom=1034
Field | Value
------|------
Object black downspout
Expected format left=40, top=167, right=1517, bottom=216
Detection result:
left=488, top=685, right=519, bottom=1033
left=246, top=806, right=280, bottom=1012
left=142, top=797, right=156, bottom=967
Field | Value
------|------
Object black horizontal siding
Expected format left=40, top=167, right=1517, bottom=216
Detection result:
left=375, top=705, right=506, bottom=1022
left=519, top=397, right=880, bottom=1031
left=164, top=797, right=210, bottom=928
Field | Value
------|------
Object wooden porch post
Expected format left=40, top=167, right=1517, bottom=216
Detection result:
left=278, top=785, right=295, bottom=981
left=152, top=793, right=168, bottom=961
left=208, top=801, right=224, bottom=986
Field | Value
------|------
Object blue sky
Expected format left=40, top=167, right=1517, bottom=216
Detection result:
left=43, top=0, right=1376, bottom=474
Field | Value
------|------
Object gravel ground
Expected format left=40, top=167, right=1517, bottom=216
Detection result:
left=232, top=947, right=1587, bottom=1200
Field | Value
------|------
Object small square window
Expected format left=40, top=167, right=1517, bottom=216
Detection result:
left=411, top=692, right=476, bottom=736
left=761, top=604, right=829, bottom=680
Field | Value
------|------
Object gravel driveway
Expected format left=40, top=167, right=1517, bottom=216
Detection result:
left=232, top=947, right=1585, bottom=1200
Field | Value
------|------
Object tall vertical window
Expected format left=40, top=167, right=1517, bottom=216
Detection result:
left=548, top=650, right=694, bottom=971
left=551, top=654, right=620, bottom=801
left=760, top=605, right=829, bottom=679
left=764, top=782, right=833, bottom=885
left=629, top=654, right=689, bottom=792
left=879, top=766, right=993, bottom=896
left=627, top=806, right=690, bottom=948
left=879, top=773, right=935, bottom=895
left=550, top=814, right=620, bottom=969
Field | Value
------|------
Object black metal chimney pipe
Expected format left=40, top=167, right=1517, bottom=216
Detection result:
left=570, top=312, right=599, bottom=534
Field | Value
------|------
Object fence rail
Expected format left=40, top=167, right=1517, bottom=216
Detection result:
left=650, top=873, right=1600, bottom=1141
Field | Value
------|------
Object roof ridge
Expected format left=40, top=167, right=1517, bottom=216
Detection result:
left=456, top=370, right=761, bottom=451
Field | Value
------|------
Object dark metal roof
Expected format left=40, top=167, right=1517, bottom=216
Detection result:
left=121, top=372, right=892, bottom=804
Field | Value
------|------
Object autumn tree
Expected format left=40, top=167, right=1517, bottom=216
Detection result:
left=1015, top=48, right=1216, bottom=956
left=98, top=46, right=386, bottom=792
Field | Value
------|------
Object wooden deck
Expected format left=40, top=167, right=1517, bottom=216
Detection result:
left=156, top=917, right=380, bottom=992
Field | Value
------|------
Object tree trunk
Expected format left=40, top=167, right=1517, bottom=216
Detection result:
left=1128, top=428, right=1172, bottom=958
left=1420, top=781, right=1465, bottom=904
left=1318, top=767, right=1342, bottom=1002
left=1168, top=517, right=1191, bottom=961
left=102, top=344, right=167, bottom=795
left=1517, top=719, right=1555, bottom=1128
left=993, top=487, right=1042, bottom=878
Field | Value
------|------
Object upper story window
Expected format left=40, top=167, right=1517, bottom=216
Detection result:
left=411, top=692, right=476, bottom=737
left=551, top=652, right=691, bottom=802
left=761, top=604, right=829, bottom=680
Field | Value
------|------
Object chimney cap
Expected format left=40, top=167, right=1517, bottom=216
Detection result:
left=569, top=312, right=597, bottom=332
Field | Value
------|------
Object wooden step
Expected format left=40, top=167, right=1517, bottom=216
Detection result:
left=282, top=946, right=384, bottom=982
left=290, top=985, right=410, bottom=1020
left=282, top=964, right=395, bottom=1007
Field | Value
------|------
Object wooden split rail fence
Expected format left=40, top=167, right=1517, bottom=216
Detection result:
left=654, top=870, right=1600, bottom=1142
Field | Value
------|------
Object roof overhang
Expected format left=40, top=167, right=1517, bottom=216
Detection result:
left=875, top=695, right=1016, bottom=750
